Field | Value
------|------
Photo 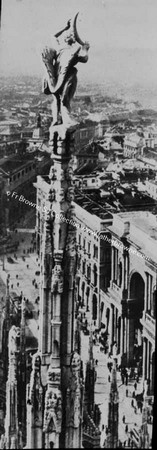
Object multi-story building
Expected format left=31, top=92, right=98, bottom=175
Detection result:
left=0, top=120, right=22, bottom=148
left=123, top=133, right=144, bottom=158
left=74, top=202, right=112, bottom=329
left=0, top=151, right=51, bottom=228
left=100, top=211, right=156, bottom=396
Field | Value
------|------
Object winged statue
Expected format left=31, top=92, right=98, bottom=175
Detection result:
left=42, top=13, right=89, bottom=127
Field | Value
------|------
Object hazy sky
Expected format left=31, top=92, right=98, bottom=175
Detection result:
left=1, top=0, right=157, bottom=86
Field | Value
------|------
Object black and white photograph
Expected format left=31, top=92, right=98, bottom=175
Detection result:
left=0, top=0, right=156, bottom=448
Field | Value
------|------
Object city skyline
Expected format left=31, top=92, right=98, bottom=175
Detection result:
left=1, top=0, right=157, bottom=89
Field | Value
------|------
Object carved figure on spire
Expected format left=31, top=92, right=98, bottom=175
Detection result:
left=8, top=325, right=20, bottom=356
left=42, top=13, right=89, bottom=127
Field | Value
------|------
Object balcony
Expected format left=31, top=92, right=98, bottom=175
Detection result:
left=144, top=312, right=155, bottom=336
left=108, top=280, right=122, bottom=304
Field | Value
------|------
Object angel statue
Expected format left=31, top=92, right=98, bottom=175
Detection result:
left=42, top=13, right=89, bottom=127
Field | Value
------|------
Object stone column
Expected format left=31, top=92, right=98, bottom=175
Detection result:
left=150, top=348, right=155, bottom=394
left=120, top=317, right=124, bottom=356
left=146, top=340, right=150, bottom=383
left=110, top=305, right=114, bottom=346
left=123, top=317, right=127, bottom=354
left=143, top=337, right=147, bottom=381
left=126, top=317, right=134, bottom=364
left=111, top=247, right=114, bottom=282
left=108, top=305, right=113, bottom=351
left=126, top=255, right=129, bottom=290
left=144, top=273, right=148, bottom=312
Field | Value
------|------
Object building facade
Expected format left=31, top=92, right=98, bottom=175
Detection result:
left=123, top=133, right=144, bottom=158
left=100, top=211, right=156, bottom=396
left=74, top=203, right=112, bottom=329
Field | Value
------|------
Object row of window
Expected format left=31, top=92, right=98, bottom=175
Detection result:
left=78, top=235, right=98, bottom=259
left=80, top=260, right=98, bottom=287
left=9, top=164, right=35, bottom=183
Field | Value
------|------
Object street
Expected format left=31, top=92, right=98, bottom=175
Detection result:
left=81, top=332, right=153, bottom=448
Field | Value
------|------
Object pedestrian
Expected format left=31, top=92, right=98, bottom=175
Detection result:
left=125, top=424, right=128, bottom=433
left=134, top=381, right=137, bottom=390
left=122, top=415, right=125, bottom=424
left=126, top=389, right=128, bottom=397
left=108, top=375, right=110, bottom=382
left=122, top=374, right=125, bottom=384
left=125, top=371, right=128, bottom=386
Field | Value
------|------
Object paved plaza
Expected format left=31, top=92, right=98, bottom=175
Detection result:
left=81, top=332, right=153, bottom=448
left=0, top=229, right=39, bottom=344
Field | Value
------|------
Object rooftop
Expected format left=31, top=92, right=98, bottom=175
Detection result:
left=0, top=155, right=35, bottom=174
left=118, top=211, right=157, bottom=239
left=110, top=211, right=157, bottom=263
left=74, top=184, right=156, bottom=222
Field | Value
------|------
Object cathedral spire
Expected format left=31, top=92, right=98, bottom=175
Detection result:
left=27, top=14, right=89, bottom=448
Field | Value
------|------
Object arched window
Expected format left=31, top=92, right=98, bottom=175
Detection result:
left=93, top=294, right=97, bottom=320
left=82, top=261, right=86, bottom=275
left=118, top=261, right=122, bottom=287
left=87, top=265, right=91, bottom=282
left=81, top=282, right=85, bottom=305
left=93, top=264, right=97, bottom=287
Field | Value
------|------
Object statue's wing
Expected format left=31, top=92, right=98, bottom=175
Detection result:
left=52, top=48, right=79, bottom=95
left=42, top=47, right=58, bottom=92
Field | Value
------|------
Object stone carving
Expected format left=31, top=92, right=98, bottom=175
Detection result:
left=42, top=13, right=89, bottom=127
left=48, top=188, right=56, bottom=202
left=8, top=325, right=20, bottom=356
left=43, top=388, right=62, bottom=433
left=48, top=367, right=61, bottom=385
left=66, top=352, right=82, bottom=428
left=28, top=352, right=43, bottom=414
left=49, top=166, right=57, bottom=181
left=66, top=187, right=74, bottom=202
left=65, top=165, right=74, bottom=180
left=0, top=434, right=6, bottom=449
left=10, top=436, right=16, bottom=449
left=51, top=264, right=63, bottom=293
left=71, top=351, right=81, bottom=375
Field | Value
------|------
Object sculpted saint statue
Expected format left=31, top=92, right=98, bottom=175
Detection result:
left=42, top=13, right=89, bottom=127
